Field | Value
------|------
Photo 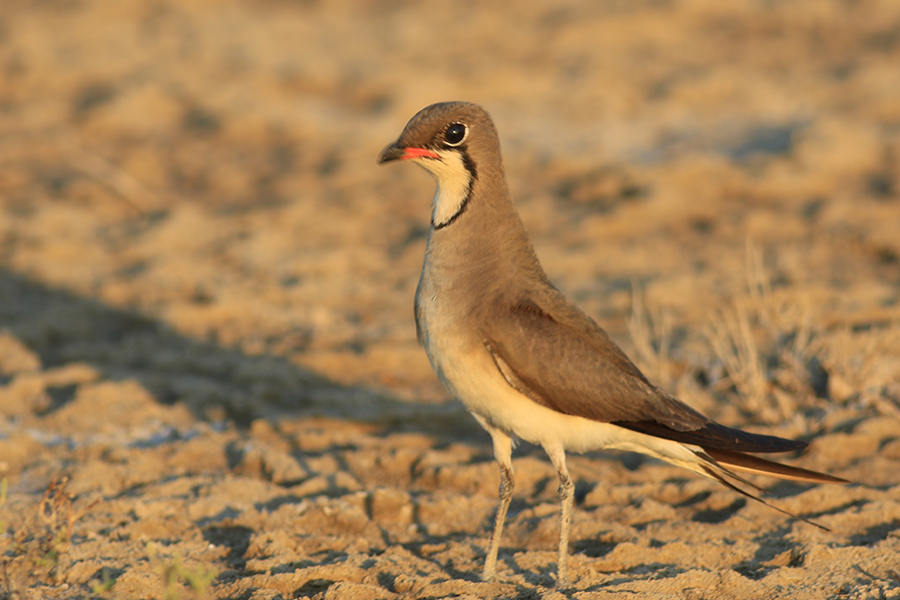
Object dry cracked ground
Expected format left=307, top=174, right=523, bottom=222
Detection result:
left=1, top=0, right=900, bottom=598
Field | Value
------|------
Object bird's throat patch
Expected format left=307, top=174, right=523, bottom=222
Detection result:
left=421, top=150, right=474, bottom=229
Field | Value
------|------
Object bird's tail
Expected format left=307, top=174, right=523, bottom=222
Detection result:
left=692, top=448, right=848, bottom=531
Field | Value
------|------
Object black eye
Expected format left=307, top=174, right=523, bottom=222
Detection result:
left=443, top=123, right=467, bottom=146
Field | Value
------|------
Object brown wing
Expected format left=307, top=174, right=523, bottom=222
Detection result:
left=483, top=295, right=806, bottom=453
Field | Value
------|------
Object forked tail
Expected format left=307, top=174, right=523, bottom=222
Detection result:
left=693, top=447, right=848, bottom=531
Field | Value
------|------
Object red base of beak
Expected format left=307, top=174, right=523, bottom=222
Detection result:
left=402, top=147, right=440, bottom=160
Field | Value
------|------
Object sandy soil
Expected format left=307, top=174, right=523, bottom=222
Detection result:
left=1, top=0, right=900, bottom=598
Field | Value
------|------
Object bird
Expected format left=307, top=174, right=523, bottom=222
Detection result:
left=377, top=101, right=847, bottom=589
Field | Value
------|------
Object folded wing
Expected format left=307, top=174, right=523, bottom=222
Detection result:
left=483, top=294, right=827, bottom=458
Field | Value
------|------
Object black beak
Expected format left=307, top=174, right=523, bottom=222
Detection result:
left=377, top=142, right=405, bottom=165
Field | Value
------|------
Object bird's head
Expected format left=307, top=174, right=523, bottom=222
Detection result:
left=379, top=101, right=503, bottom=229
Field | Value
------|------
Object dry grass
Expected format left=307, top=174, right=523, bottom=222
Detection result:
left=703, top=244, right=824, bottom=425
left=628, top=281, right=676, bottom=389
left=820, top=322, right=900, bottom=418
left=0, top=476, right=217, bottom=599
left=702, top=243, right=900, bottom=424
left=0, top=477, right=98, bottom=598
left=627, top=244, right=826, bottom=426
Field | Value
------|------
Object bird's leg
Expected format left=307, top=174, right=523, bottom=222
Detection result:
left=545, top=443, right=573, bottom=589
left=482, top=429, right=514, bottom=582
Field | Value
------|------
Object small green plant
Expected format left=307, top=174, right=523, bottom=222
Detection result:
left=89, top=566, right=116, bottom=597
left=147, top=542, right=218, bottom=600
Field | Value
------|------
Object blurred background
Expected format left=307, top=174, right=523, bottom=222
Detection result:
left=1, top=1, right=900, bottom=597
left=2, top=0, right=898, bottom=421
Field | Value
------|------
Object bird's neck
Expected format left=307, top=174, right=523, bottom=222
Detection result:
left=423, top=177, right=545, bottom=294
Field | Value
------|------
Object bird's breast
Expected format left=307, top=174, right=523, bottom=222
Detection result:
left=415, top=247, right=487, bottom=395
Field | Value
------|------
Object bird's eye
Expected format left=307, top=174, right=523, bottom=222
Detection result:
left=443, top=123, right=468, bottom=146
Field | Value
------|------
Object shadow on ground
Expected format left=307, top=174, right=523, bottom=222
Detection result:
left=0, top=268, right=477, bottom=440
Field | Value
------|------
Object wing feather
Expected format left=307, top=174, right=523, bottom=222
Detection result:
left=483, top=294, right=817, bottom=454
left=483, top=296, right=708, bottom=431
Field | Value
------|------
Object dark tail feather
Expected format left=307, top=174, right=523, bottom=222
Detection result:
left=697, top=460, right=832, bottom=532
left=693, top=449, right=848, bottom=532
left=705, top=448, right=849, bottom=484
left=618, top=418, right=849, bottom=529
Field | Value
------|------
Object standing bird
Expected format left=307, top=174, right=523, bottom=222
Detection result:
left=378, top=101, right=846, bottom=588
